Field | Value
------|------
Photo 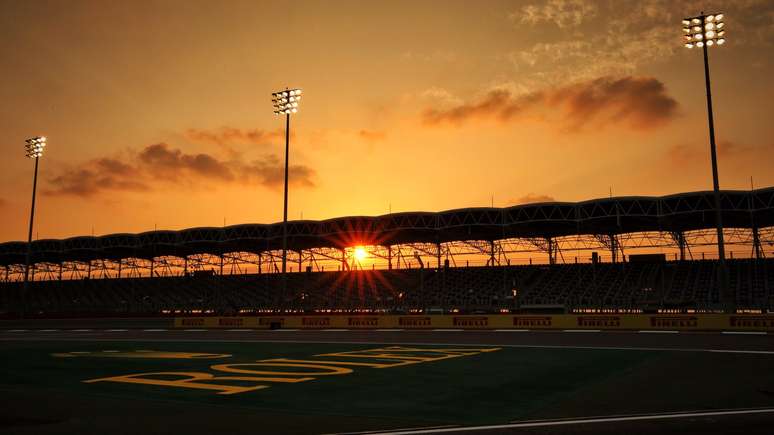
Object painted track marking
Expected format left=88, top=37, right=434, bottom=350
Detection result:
left=433, top=329, right=463, bottom=332
left=494, top=329, right=530, bottom=332
left=639, top=330, right=679, bottom=333
left=563, top=329, right=601, bottom=333
left=72, top=329, right=93, bottom=332
left=722, top=331, right=767, bottom=335
left=143, top=329, right=167, bottom=332
left=324, top=424, right=458, bottom=435
left=374, top=407, right=774, bottom=434
left=375, top=329, right=405, bottom=332
left=184, top=329, right=207, bottom=332
left=104, top=329, right=128, bottom=332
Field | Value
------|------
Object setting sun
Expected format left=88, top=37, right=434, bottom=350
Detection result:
left=354, top=246, right=368, bottom=262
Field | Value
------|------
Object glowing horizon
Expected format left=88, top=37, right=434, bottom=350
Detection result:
left=1, top=1, right=773, bottom=245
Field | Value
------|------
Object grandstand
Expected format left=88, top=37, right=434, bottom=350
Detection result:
left=1, top=187, right=773, bottom=316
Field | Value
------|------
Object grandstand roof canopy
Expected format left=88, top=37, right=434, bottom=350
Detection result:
left=2, top=187, right=773, bottom=266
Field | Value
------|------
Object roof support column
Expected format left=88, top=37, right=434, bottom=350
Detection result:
left=341, top=248, right=348, bottom=271
left=609, top=235, right=618, bottom=264
left=149, top=258, right=153, bottom=278
left=219, top=254, right=223, bottom=275
left=183, top=256, right=188, bottom=276
left=753, top=227, right=763, bottom=260
left=387, top=245, right=392, bottom=270
left=117, top=260, right=122, bottom=279
left=547, top=237, right=555, bottom=265
left=436, top=242, right=441, bottom=270
left=86, top=260, right=91, bottom=279
left=298, top=250, right=302, bottom=272
left=489, top=240, right=495, bottom=266
left=59, top=263, right=63, bottom=281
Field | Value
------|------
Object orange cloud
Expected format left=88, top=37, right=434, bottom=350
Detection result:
left=666, top=140, right=753, bottom=166
left=508, top=193, right=556, bottom=205
left=185, top=127, right=285, bottom=146
left=45, top=143, right=315, bottom=197
left=423, top=76, right=678, bottom=131
left=358, top=129, right=387, bottom=142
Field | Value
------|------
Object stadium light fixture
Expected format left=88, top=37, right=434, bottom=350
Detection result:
left=681, top=12, right=731, bottom=312
left=22, top=136, right=47, bottom=317
left=683, top=13, right=725, bottom=48
left=271, top=88, right=302, bottom=307
left=272, top=88, right=302, bottom=115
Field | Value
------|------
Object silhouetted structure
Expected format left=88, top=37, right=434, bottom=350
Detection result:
left=1, top=188, right=773, bottom=316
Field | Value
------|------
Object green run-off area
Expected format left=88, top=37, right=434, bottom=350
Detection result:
left=1, top=341, right=773, bottom=434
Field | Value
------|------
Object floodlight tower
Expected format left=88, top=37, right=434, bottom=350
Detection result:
left=682, top=13, right=731, bottom=312
left=272, top=88, right=302, bottom=305
left=23, top=136, right=46, bottom=317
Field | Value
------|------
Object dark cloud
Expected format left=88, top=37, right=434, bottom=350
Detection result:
left=185, top=127, right=284, bottom=146
left=45, top=143, right=315, bottom=197
left=47, top=158, right=149, bottom=197
left=358, top=129, right=387, bottom=142
left=423, top=89, right=525, bottom=125
left=138, top=143, right=234, bottom=181
left=508, top=193, right=556, bottom=205
left=423, top=76, right=678, bottom=131
left=241, top=155, right=316, bottom=189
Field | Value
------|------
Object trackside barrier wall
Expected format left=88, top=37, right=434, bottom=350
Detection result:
left=174, top=314, right=774, bottom=331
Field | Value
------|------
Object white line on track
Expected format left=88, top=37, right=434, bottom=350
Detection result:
left=226, top=329, right=252, bottom=332
left=639, top=330, right=679, bottom=333
left=374, top=329, right=405, bottom=332
left=143, top=329, right=167, bottom=332
left=38, top=329, right=59, bottom=332
left=709, top=349, right=774, bottom=354
left=7, top=329, right=28, bottom=332
left=722, top=331, right=767, bottom=335
left=183, top=329, right=207, bottom=332
left=71, top=329, right=93, bottom=332
left=323, top=424, right=458, bottom=435
left=372, top=407, right=774, bottom=434
left=273, top=329, right=300, bottom=331
left=494, top=329, right=530, bottom=332
left=433, top=329, right=463, bottom=332
left=321, top=329, right=349, bottom=331
left=563, top=329, right=601, bottom=333
left=104, top=329, right=128, bottom=332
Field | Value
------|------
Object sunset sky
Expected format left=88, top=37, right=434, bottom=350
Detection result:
left=1, top=0, right=773, bottom=243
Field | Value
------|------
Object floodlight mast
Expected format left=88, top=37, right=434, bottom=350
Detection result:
left=23, top=136, right=46, bottom=317
left=683, top=12, right=731, bottom=313
left=272, top=88, right=302, bottom=308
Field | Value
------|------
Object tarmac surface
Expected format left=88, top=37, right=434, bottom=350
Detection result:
left=2, top=326, right=773, bottom=434
left=1, top=327, right=772, bottom=353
